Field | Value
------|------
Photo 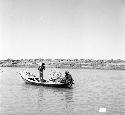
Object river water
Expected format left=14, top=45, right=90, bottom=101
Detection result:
left=0, top=67, right=125, bottom=115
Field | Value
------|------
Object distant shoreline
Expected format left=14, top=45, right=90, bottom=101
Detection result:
left=1, top=66, right=125, bottom=71
left=0, top=59, right=125, bottom=70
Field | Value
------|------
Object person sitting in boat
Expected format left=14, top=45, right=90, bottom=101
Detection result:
left=38, top=63, right=46, bottom=82
left=64, top=71, right=73, bottom=84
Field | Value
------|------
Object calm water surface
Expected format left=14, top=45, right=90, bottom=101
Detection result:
left=0, top=67, right=125, bottom=115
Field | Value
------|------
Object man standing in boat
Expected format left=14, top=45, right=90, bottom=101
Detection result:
left=38, top=63, right=45, bottom=82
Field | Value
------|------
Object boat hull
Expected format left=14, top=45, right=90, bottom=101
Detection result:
left=19, top=71, right=73, bottom=88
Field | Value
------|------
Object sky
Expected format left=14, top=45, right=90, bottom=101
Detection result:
left=0, top=0, right=125, bottom=59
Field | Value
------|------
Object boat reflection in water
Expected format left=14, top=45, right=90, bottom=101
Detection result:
left=37, top=86, right=74, bottom=115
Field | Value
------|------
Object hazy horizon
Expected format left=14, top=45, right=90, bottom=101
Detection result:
left=0, top=57, right=124, bottom=61
left=0, top=0, right=125, bottom=60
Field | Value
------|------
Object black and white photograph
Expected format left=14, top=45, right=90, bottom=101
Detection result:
left=0, top=0, right=125, bottom=115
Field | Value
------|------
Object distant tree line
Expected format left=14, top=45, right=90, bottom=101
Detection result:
left=0, top=58, right=125, bottom=70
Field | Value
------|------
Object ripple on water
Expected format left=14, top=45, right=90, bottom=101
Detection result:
left=0, top=68, right=125, bottom=115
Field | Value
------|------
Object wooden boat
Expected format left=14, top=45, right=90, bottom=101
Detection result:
left=19, top=71, right=74, bottom=88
